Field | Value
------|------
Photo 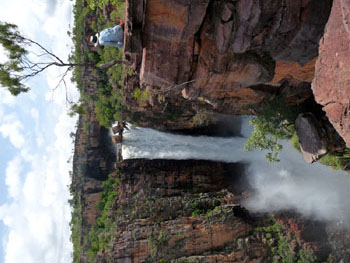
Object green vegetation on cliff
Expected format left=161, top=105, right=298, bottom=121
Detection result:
left=71, top=0, right=126, bottom=127
left=69, top=185, right=83, bottom=263
left=245, top=97, right=299, bottom=162
left=291, top=130, right=350, bottom=170
left=86, top=173, right=119, bottom=262
left=255, top=219, right=316, bottom=263
left=87, top=0, right=125, bottom=15
left=70, top=0, right=126, bottom=261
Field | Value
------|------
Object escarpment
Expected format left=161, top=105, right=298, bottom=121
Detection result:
left=70, top=0, right=350, bottom=262
left=80, top=159, right=331, bottom=263
left=123, top=0, right=332, bottom=131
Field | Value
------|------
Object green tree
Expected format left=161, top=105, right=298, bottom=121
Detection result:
left=0, top=21, right=121, bottom=96
left=68, top=103, right=86, bottom=117
left=245, top=97, right=298, bottom=162
left=87, top=0, right=124, bottom=12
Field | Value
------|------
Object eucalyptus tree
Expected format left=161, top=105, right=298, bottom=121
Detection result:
left=0, top=22, right=88, bottom=95
left=0, top=21, right=121, bottom=97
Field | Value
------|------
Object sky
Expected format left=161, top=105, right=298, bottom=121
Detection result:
left=0, top=0, right=78, bottom=262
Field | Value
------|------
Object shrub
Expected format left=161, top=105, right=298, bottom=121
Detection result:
left=245, top=97, right=299, bottom=162
left=95, top=88, right=126, bottom=127
left=87, top=0, right=125, bottom=12
left=86, top=173, right=119, bottom=262
left=291, top=131, right=301, bottom=152
left=319, top=154, right=347, bottom=170
left=133, top=88, right=150, bottom=102
left=256, top=220, right=316, bottom=263
left=110, top=3, right=125, bottom=22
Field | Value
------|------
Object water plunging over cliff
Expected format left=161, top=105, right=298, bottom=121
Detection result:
left=122, top=117, right=350, bottom=224
left=122, top=127, right=247, bottom=162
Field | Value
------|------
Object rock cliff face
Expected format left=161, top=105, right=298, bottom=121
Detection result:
left=71, top=102, right=116, bottom=259
left=101, top=160, right=262, bottom=263
left=71, top=0, right=350, bottom=262
left=312, top=0, right=350, bottom=147
left=123, top=0, right=332, bottom=130
left=86, top=159, right=329, bottom=263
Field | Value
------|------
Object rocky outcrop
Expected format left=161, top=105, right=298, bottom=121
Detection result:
left=95, top=159, right=265, bottom=263
left=86, top=159, right=331, bottom=263
left=140, top=0, right=210, bottom=87
left=276, top=213, right=331, bottom=260
left=312, top=0, right=350, bottom=147
left=140, top=0, right=332, bottom=88
left=123, top=0, right=332, bottom=130
left=295, top=113, right=328, bottom=163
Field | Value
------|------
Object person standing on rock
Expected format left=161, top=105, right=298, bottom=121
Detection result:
left=90, top=21, right=124, bottom=49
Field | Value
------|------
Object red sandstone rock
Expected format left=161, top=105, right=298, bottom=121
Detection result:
left=312, top=0, right=350, bottom=146
left=79, top=159, right=332, bottom=263
left=270, top=58, right=317, bottom=84
left=124, top=0, right=331, bottom=126
left=235, top=0, right=330, bottom=63
left=140, top=0, right=210, bottom=87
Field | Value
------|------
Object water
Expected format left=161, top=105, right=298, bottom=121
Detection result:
left=122, top=126, right=247, bottom=162
left=121, top=117, right=350, bottom=224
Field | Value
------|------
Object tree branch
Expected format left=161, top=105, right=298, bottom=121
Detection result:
left=21, top=37, right=65, bottom=64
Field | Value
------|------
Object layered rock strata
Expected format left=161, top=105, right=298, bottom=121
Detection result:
left=74, top=159, right=331, bottom=263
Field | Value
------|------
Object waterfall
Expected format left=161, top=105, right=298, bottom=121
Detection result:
left=121, top=117, right=350, bottom=224
left=122, top=127, right=248, bottom=162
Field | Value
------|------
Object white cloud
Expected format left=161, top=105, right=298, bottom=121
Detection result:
left=5, top=157, right=23, bottom=200
left=0, top=114, right=25, bottom=149
left=0, top=90, right=16, bottom=107
left=0, top=0, right=41, bottom=38
left=30, top=108, right=44, bottom=147
left=45, top=0, right=59, bottom=15
left=0, top=0, right=77, bottom=262
left=0, top=108, right=75, bottom=263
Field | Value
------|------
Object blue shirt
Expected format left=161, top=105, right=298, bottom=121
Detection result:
left=98, top=25, right=124, bottom=48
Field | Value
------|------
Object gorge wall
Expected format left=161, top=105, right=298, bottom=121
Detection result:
left=123, top=0, right=332, bottom=131
left=122, top=0, right=350, bottom=149
left=92, top=159, right=331, bottom=263
left=71, top=0, right=350, bottom=262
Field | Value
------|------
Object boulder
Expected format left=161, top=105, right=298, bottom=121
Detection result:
left=295, top=113, right=328, bottom=163
left=312, top=0, right=350, bottom=147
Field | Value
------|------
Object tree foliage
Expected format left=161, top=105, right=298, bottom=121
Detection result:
left=245, top=97, right=298, bottom=162
left=87, top=0, right=124, bottom=11
left=0, top=22, right=30, bottom=95
left=0, top=21, right=95, bottom=96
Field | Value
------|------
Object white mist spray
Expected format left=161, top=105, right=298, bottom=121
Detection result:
left=121, top=117, right=350, bottom=224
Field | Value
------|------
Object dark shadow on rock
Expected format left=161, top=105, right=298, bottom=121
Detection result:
left=172, top=114, right=243, bottom=137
